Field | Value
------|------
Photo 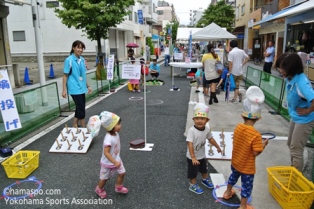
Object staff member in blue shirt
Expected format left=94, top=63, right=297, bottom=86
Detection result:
left=62, top=40, right=92, bottom=128
left=262, top=40, right=275, bottom=80
left=276, top=52, right=314, bottom=172
left=149, top=59, right=160, bottom=79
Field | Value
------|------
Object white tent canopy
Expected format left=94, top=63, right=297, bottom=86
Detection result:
left=192, top=23, right=236, bottom=41
left=176, top=28, right=202, bottom=41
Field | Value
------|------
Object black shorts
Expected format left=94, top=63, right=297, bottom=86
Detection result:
left=71, top=94, right=86, bottom=119
left=206, top=77, right=220, bottom=85
left=187, top=158, right=208, bottom=179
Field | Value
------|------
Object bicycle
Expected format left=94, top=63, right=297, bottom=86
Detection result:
left=254, top=57, right=263, bottom=65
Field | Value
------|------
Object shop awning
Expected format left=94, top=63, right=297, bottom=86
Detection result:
left=252, top=4, right=299, bottom=27
left=274, top=0, right=314, bottom=19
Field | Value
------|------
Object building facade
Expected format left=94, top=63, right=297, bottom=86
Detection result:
left=155, top=0, right=178, bottom=38
left=5, top=0, right=158, bottom=62
left=189, top=9, right=204, bottom=27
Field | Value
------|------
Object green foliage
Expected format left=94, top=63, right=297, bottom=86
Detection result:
left=196, top=1, right=235, bottom=32
left=164, top=19, right=180, bottom=43
left=146, top=37, right=154, bottom=55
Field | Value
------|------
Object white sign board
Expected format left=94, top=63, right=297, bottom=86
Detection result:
left=174, top=52, right=183, bottom=60
left=121, top=65, right=141, bottom=79
left=106, top=54, right=115, bottom=80
left=0, top=70, right=22, bottom=131
left=214, top=48, right=224, bottom=65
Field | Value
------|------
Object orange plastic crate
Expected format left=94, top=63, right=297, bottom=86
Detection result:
left=267, top=166, right=314, bottom=209
left=1, top=150, right=40, bottom=179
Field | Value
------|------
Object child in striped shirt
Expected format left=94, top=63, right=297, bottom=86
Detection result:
left=223, top=86, right=268, bottom=209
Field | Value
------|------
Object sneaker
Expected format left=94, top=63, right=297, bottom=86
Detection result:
left=95, top=186, right=107, bottom=198
left=201, top=178, right=214, bottom=189
left=137, top=90, right=141, bottom=93
left=239, top=93, right=242, bottom=103
left=132, top=90, right=135, bottom=92
left=189, top=183, right=204, bottom=194
left=195, top=90, right=200, bottom=93
left=115, top=185, right=128, bottom=194
left=229, top=99, right=238, bottom=104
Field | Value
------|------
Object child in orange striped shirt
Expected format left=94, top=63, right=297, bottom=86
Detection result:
left=223, top=86, right=268, bottom=209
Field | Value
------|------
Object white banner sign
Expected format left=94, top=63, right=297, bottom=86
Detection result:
left=121, top=65, right=141, bottom=79
left=0, top=70, right=22, bottom=131
left=106, top=54, right=115, bottom=80
left=174, top=52, right=183, bottom=60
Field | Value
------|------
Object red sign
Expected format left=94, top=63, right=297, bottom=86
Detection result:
left=167, top=35, right=171, bottom=40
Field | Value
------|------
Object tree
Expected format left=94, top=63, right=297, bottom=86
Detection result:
left=55, top=0, right=135, bottom=78
left=164, top=19, right=179, bottom=44
left=196, top=1, right=235, bottom=32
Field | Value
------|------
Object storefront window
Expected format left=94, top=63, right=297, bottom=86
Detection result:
left=287, top=23, right=314, bottom=54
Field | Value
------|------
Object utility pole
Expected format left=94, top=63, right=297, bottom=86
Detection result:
left=32, top=0, right=48, bottom=106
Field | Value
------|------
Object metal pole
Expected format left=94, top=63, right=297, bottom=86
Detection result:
left=32, top=0, right=48, bottom=106
left=141, top=27, right=147, bottom=144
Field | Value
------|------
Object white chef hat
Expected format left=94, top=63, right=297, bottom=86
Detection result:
left=242, top=86, right=265, bottom=119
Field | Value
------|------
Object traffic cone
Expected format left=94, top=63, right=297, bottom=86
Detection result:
left=48, top=63, right=55, bottom=78
left=24, top=67, right=32, bottom=85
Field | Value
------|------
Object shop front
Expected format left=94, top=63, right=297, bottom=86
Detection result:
left=285, top=7, right=314, bottom=81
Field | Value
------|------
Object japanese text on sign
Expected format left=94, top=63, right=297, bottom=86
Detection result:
left=107, top=55, right=115, bottom=81
left=121, top=65, right=141, bottom=80
left=0, top=70, right=22, bottom=131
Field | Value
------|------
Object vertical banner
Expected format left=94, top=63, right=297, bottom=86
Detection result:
left=138, top=10, right=143, bottom=24
left=188, top=31, right=192, bottom=58
left=106, top=54, right=115, bottom=81
left=0, top=70, right=22, bottom=131
left=214, top=48, right=224, bottom=65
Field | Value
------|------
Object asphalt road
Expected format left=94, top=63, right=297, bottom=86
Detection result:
left=0, top=65, right=240, bottom=209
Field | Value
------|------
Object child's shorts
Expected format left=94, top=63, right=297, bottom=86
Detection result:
left=187, top=158, right=208, bottom=179
left=195, top=76, right=202, bottom=86
left=227, top=165, right=254, bottom=198
left=100, top=161, right=126, bottom=180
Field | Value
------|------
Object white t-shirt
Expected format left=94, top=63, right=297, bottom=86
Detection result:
left=228, top=47, right=249, bottom=76
left=100, top=133, right=121, bottom=168
left=164, top=47, right=170, bottom=55
left=186, top=126, right=212, bottom=160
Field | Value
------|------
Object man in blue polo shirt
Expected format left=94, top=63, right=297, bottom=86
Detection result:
left=149, top=59, right=160, bottom=79
left=263, top=40, right=275, bottom=81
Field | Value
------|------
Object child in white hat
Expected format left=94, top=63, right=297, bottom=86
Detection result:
left=223, top=86, right=268, bottom=209
left=95, top=111, right=128, bottom=198
left=186, top=103, right=222, bottom=194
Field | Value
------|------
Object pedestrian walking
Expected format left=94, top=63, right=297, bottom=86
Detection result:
left=202, top=44, right=221, bottom=105
left=95, top=111, right=128, bottom=198
left=227, top=40, right=250, bottom=104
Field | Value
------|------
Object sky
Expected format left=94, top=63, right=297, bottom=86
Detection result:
left=164, top=0, right=211, bottom=25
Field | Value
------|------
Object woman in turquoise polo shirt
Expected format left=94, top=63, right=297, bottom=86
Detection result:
left=276, top=53, right=314, bottom=172
left=62, top=40, right=92, bottom=128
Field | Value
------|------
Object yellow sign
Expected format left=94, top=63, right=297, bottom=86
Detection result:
left=160, top=32, right=164, bottom=36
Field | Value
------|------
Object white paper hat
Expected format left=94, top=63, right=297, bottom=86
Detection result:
left=193, top=103, right=209, bottom=118
left=242, top=86, right=265, bottom=119
left=100, top=111, right=120, bottom=131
